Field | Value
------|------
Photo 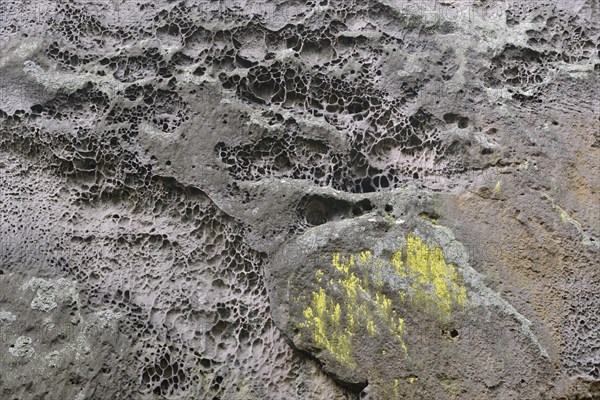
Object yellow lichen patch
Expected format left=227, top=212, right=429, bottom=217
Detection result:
left=391, top=249, right=403, bottom=275
left=299, top=234, right=467, bottom=367
left=366, top=319, right=376, bottom=336
left=315, top=269, right=324, bottom=283
left=332, top=252, right=354, bottom=274
left=419, top=212, right=439, bottom=223
left=359, top=250, right=372, bottom=263
left=559, top=209, right=569, bottom=224
left=339, top=271, right=363, bottom=305
left=399, top=235, right=467, bottom=320
left=300, top=288, right=354, bottom=367
left=542, top=192, right=597, bottom=248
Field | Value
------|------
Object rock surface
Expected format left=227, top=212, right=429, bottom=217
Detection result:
left=0, top=0, right=599, bottom=399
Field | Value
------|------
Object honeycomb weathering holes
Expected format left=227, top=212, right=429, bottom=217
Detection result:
left=299, top=195, right=374, bottom=226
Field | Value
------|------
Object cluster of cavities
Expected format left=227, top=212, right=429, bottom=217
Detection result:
left=3, top=0, right=500, bottom=195
left=488, top=3, right=599, bottom=102
left=44, top=175, right=305, bottom=398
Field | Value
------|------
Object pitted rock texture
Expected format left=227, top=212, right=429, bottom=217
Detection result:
left=0, top=0, right=599, bottom=399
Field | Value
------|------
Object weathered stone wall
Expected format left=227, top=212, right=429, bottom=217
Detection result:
left=0, top=0, right=598, bottom=399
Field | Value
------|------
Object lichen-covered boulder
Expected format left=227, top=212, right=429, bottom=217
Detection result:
left=268, top=199, right=554, bottom=398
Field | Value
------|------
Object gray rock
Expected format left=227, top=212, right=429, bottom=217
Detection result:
left=0, top=0, right=598, bottom=398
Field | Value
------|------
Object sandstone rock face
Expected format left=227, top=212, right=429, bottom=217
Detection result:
left=0, top=0, right=598, bottom=399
